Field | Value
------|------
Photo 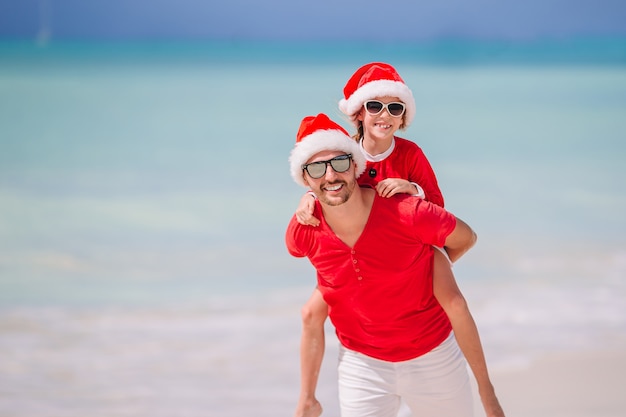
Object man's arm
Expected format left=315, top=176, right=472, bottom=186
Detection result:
left=437, top=217, right=506, bottom=416
left=294, top=288, right=328, bottom=417
left=443, top=216, right=477, bottom=263
left=433, top=251, right=506, bottom=417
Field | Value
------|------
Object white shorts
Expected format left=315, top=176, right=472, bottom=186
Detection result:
left=337, top=331, right=473, bottom=417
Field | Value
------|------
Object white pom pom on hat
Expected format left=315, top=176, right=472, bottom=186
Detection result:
left=289, top=113, right=366, bottom=187
left=338, top=62, right=415, bottom=128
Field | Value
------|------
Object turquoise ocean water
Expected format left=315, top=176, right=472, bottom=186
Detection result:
left=1, top=39, right=626, bottom=416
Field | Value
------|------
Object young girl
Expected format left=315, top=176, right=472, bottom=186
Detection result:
left=293, top=63, right=505, bottom=417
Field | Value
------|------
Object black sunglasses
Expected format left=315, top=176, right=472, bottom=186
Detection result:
left=364, top=100, right=406, bottom=117
left=302, top=154, right=352, bottom=179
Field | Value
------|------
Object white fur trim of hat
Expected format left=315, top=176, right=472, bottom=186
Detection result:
left=289, top=114, right=366, bottom=187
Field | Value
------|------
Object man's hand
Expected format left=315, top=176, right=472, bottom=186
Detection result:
left=480, top=388, right=506, bottom=417
left=294, top=398, right=323, bottom=417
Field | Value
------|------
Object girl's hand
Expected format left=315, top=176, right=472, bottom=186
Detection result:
left=296, top=193, right=320, bottom=226
left=376, top=178, right=422, bottom=198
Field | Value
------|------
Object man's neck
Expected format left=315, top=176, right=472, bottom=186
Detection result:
left=321, top=186, right=375, bottom=248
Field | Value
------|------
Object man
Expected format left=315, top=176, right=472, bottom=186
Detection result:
left=286, top=113, right=477, bottom=417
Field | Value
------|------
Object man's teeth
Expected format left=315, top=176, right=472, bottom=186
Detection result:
left=326, top=184, right=342, bottom=191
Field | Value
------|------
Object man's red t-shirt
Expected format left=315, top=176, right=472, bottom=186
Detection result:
left=286, top=192, right=456, bottom=362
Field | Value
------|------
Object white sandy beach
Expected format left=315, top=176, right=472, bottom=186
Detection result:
left=0, top=298, right=624, bottom=417
left=482, top=349, right=626, bottom=417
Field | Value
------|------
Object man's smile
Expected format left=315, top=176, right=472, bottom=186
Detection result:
left=324, top=183, right=344, bottom=192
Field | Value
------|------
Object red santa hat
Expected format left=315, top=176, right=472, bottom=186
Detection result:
left=289, top=113, right=366, bottom=187
left=338, top=62, right=416, bottom=128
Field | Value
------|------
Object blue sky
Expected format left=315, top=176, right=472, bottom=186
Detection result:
left=1, top=0, right=626, bottom=41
